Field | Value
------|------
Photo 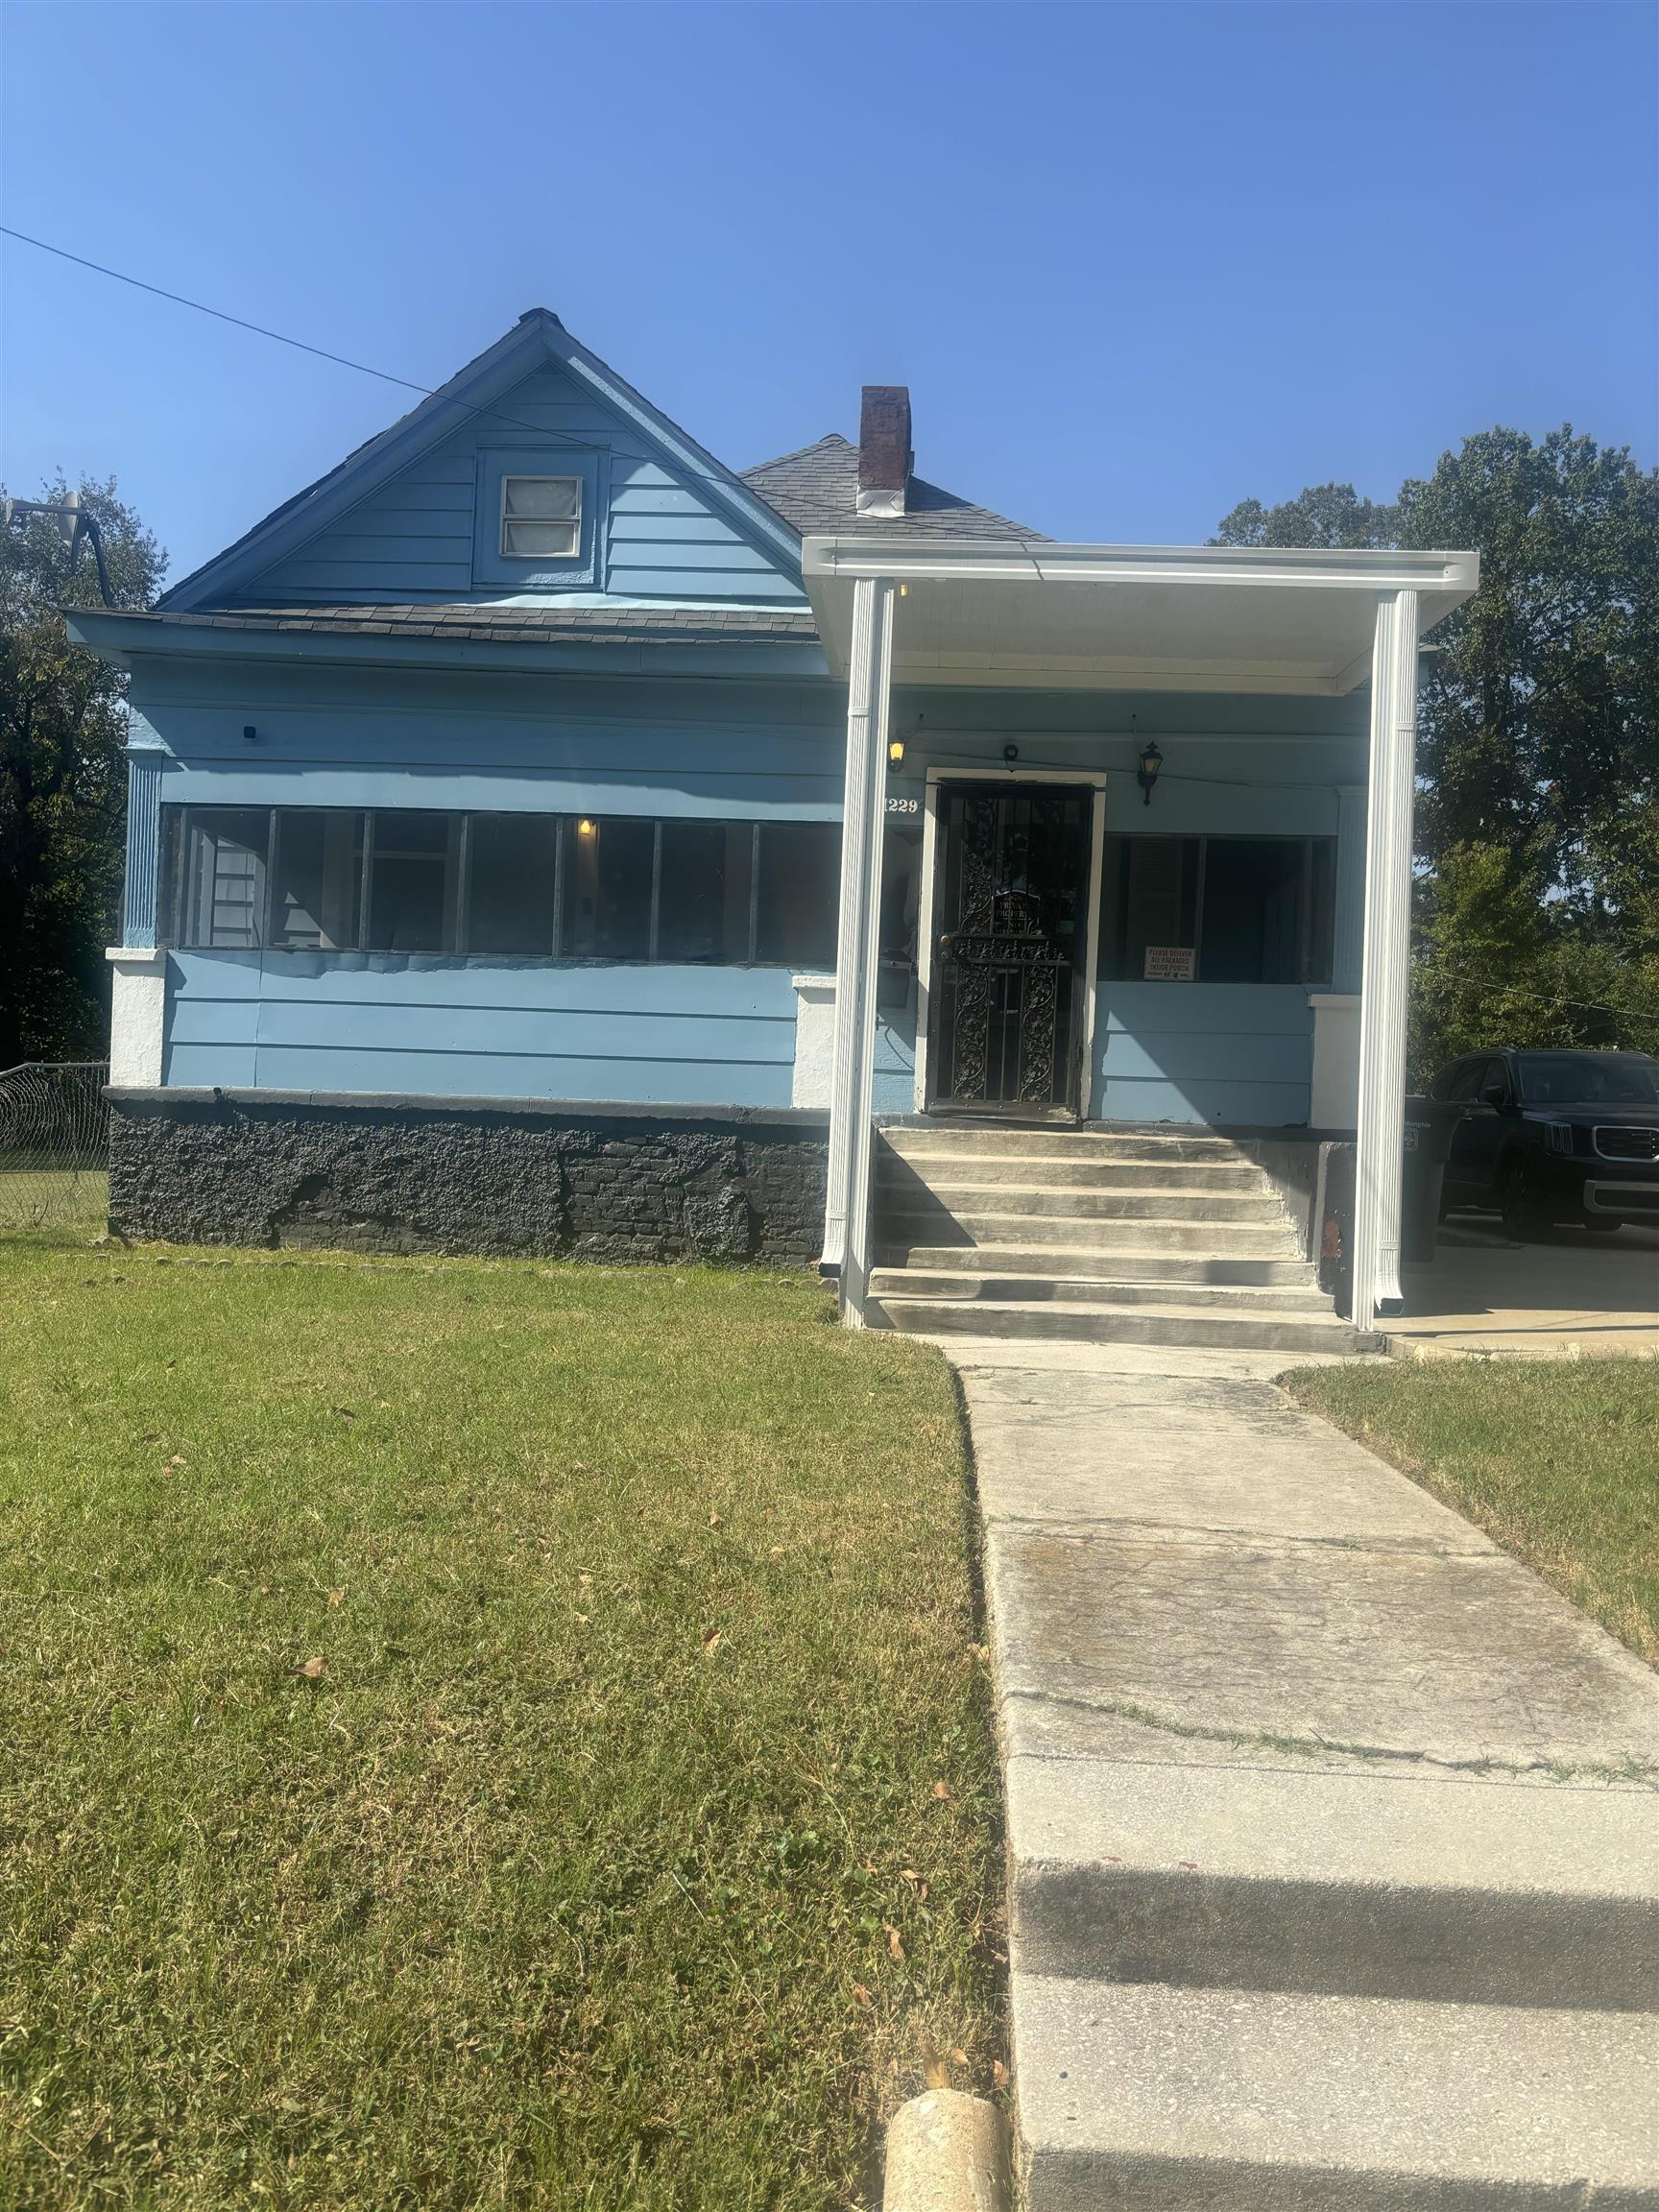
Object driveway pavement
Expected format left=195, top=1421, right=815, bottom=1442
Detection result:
left=1389, top=1220, right=1658, bottom=1358
left=942, top=1334, right=1659, bottom=2207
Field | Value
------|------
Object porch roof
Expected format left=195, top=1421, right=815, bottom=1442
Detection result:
left=801, top=539, right=1479, bottom=697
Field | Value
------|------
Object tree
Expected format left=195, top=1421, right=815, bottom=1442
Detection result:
left=1214, top=427, right=1659, bottom=1075
left=1213, top=482, right=1398, bottom=550
left=1397, top=428, right=1659, bottom=907
left=0, top=476, right=165, bottom=1066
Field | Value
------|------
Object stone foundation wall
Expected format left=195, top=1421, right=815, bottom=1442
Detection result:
left=107, top=1090, right=830, bottom=1265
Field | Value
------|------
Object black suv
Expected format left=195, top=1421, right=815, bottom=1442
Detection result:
left=1431, top=1048, right=1659, bottom=1238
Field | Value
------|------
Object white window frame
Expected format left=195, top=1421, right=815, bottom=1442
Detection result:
left=498, top=474, right=583, bottom=562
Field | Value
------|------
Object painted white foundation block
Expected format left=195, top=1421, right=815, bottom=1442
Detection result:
left=1308, top=992, right=1360, bottom=1130
left=791, top=972, right=836, bottom=1109
left=106, top=946, right=167, bottom=1089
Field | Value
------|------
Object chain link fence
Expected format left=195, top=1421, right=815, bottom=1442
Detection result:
left=0, top=1063, right=110, bottom=1237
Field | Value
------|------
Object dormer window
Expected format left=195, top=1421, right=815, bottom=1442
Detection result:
left=500, top=475, right=582, bottom=560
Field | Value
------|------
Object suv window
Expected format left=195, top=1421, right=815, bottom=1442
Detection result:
left=1444, top=1058, right=1495, bottom=1103
left=1516, top=1054, right=1659, bottom=1106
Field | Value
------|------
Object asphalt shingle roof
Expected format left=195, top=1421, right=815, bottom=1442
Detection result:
left=97, top=604, right=821, bottom=645
left=741, top=433, right=1047, bottom=541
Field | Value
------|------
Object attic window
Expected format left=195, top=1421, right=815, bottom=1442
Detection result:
left=500, top=475, right=582, bottom=560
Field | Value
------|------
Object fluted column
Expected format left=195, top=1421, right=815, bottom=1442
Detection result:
left=1352, top=589, right=1419, bottom=1330
left=821, top=576, right=895, bottom=1318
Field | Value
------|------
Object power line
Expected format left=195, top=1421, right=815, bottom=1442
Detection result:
left=0, top=225, right=616, bottom=464
left=1, top=227, right=434, bottom=397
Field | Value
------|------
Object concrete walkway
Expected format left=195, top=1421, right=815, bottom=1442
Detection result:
left=944, top=1335, right=1659, bottom=2208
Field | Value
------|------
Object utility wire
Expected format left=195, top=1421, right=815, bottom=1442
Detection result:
left=0, top=226, right=643, bottom=469
left=1, top=227, right=435, bottom=397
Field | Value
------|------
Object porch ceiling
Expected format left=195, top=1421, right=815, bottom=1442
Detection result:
left=801, top=540, right=1479, bottom=696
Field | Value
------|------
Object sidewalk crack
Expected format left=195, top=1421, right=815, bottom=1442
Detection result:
left=1001, top=1687, right=1659, bottom=1785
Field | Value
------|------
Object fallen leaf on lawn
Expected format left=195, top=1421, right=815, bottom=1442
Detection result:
left=578, top=1573, right=593, bottom=1587
left=708, top=1511, right=723, bottom=1527
left=293, top=1656, right=325, bottom=1679
left=993, top=2058, right=1010, bottom=2089
left=884, top=1923, right=904, bottom=1961
left=853, top=1984, right=874, bottom=2008
left=900, top=1868, right=920, bottom=1886
left=968, top=1643, right=990, bottom=1664
left=922, top=2048, right=948, bottom=2090
left=768, top=1545, right=784, bottom=1557
left=574, top=1613, right=589, bottom=1625
left=325, top=1588, right=345, bottom=1607
left=701, top=1629, right=722, bottom=1655
left=931, top=1780, right=953, bottom=1802
left=950, top=2047, right=968, bottom=2068
left=167, top=1455, right=187, bottom=1468
left=332, top=1407, right=355, bottom=1423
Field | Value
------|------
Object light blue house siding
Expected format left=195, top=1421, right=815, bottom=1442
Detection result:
left=228, top=365, right=805, bottom=608
left=128, top=650, right=1365, bottom=1123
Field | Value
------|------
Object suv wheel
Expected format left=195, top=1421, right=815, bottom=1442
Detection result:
left=1501, top=1164, right=1548, bottom=1240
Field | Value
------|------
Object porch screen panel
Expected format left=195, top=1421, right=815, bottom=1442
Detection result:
left=271, top=810, right=363, bottom=951
left=1098, top=834, right=1336, bottom=985
left=562, top=817, right=655, bottom=960
left=469, top=814, right=559, bottom=955
left=179, top=808, right=270, bottom=949
left=1098, top=836, right=1199, bottom=982
left=756, top=823, right=840, bottom=968
left=656, top=821, right=754, bottom=963
left=368, top=812, right=462, bottom=953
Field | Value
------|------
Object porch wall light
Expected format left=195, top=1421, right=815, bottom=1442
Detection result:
left=576, top=817, right=596, bottom=838
left=887, top=737, right=905, bottom=772
left=1137, top=740, right=1165, bottom=806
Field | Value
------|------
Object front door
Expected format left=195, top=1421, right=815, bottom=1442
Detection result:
left=926, top=781, right=1094, bottom=1118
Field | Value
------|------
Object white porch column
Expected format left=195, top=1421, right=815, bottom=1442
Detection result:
left=1352, top=589, right=1419, bottom=1332
left=821, top=574, right=896, bottom=1319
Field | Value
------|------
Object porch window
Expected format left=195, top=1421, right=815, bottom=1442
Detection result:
left=163, top=805, right=838, bottom=966
left=270, top=810, right=363, bottom=951
left=176, top=808, right=269, bottom=949
left=366, top=812, right=462, bottom=953
left=468, top=814, right=559, bottom=955
left=1098, top=834, right=1335, bottom=986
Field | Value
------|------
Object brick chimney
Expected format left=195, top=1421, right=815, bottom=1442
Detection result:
left=856, top=386, right=912, bottom=517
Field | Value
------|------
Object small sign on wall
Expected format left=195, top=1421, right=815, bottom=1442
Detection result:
left=1144, top=946, right=1196, bottom=981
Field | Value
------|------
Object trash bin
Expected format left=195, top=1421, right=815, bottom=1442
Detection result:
left=1402, top=1097, right=1467, bottom=1263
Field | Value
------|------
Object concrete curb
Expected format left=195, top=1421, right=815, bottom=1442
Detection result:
left=882, top=2089, right=1011, bottom=2212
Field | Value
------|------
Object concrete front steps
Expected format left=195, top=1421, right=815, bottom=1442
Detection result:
left=868, top=1122, right=1375, bottom=1354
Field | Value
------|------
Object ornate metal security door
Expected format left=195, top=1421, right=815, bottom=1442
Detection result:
left=927, top=783, right=1093, bottom=1116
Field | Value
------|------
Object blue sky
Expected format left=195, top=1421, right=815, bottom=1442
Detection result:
left=3, top=0, right=1654, bottom=588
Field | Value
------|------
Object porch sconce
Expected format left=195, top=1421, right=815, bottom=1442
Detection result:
left=576, top=817, right=596, bottom=839
left=1137, top=740, right=1164, bottom=806
left=1002, top=744, right=1020, bottom=770
left=888, top=736, right=905, bottom=773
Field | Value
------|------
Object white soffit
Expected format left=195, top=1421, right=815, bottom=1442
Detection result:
left=801, top=541, right=1479, bottom=694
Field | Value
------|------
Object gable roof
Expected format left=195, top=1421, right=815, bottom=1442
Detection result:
left=160, top=309, right=805, bottom=613
left=742, top=433, right=1048, bottom=542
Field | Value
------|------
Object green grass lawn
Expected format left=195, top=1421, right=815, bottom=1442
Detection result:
left=1286, top=1358, right=1659, bottom=1664
left=0, top=1238, right=1002, bottom=2211
left=0, top=1166, right=108, bottom=1237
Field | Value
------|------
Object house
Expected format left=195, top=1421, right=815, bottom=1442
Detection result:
left=70, top=311, right=1478, bottom=1337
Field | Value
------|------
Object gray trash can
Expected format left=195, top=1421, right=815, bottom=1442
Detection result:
left=1402, top=1097, right=1467, bottom=1263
